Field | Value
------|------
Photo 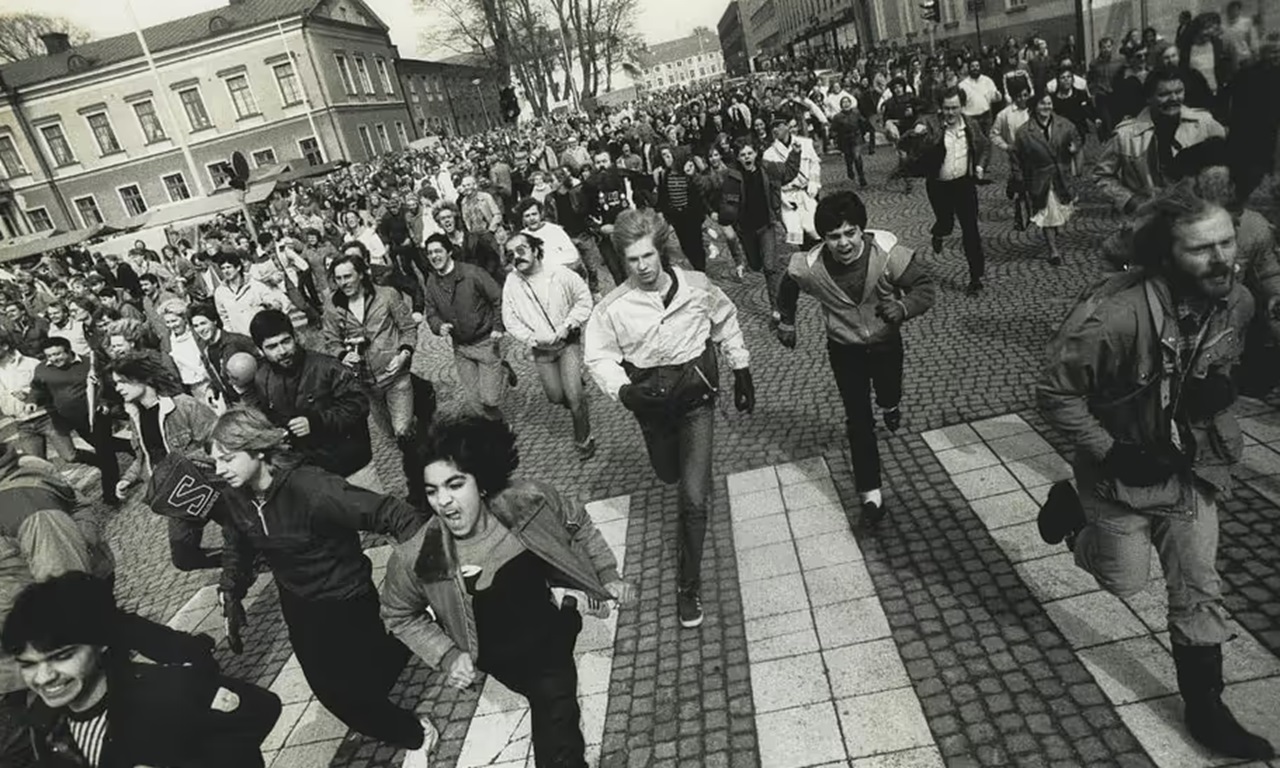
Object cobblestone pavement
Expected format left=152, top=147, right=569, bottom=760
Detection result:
left=55, top=145, right=1280, bottom=767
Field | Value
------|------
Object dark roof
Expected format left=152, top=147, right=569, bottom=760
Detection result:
left=0, top=0, right=322, bottom=90
left=433, top=51, right=491, bottom=68
left=639, top=30, right=719, bottom=68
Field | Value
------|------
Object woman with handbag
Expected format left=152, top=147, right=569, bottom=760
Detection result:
left=500, top=232, right=596, bottom=459
left=1012, top=88, right=1081, bottom=267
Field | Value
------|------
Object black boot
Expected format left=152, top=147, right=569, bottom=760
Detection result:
left=1037, top=480, right=1085, bottom=545
left=1173, top=643, right=1276, bottom=760
left=398, top=435, right=428, bottom=512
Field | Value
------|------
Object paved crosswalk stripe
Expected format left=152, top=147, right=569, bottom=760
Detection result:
left=726, top=458, right=945, bottom=768
left=923, top=414, right=1280, bottom=767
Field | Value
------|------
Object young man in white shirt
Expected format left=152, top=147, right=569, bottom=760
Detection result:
left=516, top=197, right=584, bottom=276
left=958, top=58, right=1002, bottom=137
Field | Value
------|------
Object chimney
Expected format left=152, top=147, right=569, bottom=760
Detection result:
left=40, top=32, right=71, bottom=56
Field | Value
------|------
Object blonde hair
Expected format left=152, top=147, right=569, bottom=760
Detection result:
left=157, top=297, right=189, bottom=318
left=611, top=207, right=663, bottom=252
left=210, top=406, right=291, bottom=457
left=106, top=317, right=150, bottom=347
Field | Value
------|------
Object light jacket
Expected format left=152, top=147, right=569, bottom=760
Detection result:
left=780, top=230, right=936, bottom=346
left=1092, top=107, right=1226, bottom=211
left=0, top=352, right=42, bottom=422
left=502, top=266, right=593, bottom=352
left=381, top=480, right=619, bottom=671
left=321, top=284, right=418, bottom=387
left=1011, top=114, right=1080, bottom=209
left=1037, top=271, right=1253, bottom=516
left=120, top=394, right=217, bottom=485
left=213, top=278, right=288, bottom=337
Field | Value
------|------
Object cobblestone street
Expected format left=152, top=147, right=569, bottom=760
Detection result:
left=78, top=146, right=1280, bottom=768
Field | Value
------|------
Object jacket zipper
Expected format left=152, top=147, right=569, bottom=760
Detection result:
left=253, top=497, right=270, bottom=536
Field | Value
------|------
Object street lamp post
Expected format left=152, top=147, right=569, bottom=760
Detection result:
left=472, top=77, right=493, bottom=130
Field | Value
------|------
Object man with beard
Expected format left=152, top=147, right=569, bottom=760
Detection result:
left=582, top=149, right=633, bottom=286
left=245, top=309, right=381, bottom=492
left=1037, top=187, right=1274, bottom=761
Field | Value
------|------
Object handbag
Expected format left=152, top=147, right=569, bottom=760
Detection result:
left=145, top=453, right=222, bottom=521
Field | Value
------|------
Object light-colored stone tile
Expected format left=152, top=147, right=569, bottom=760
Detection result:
left=849, top=746, right=947, bottom=768
left=286, top=699, right=347, bottom=746
left=756, top=702, right=849, bottom=768
left=1044, top=591, right=1148, bottom=649
left=751, top=652, right=833, bottom=713
left=166, top=585, right=219, bottom=634
left=263, top=748, right=278, bottom=767
left=971, top=414, right=1033, bottom=440
left=1014, top=552, right=1100, bottom=602
left=950, top=465, right=1022, bottom=501
left=1005, top=453, right=1074, bottom=488
left=741, top=573, right=809, bottom=620
left=1154, top=623, right=1280, bottom=684
left=730, top=486, right=787, bottom=522
left=814, top=597, right=891, bottom=649
left=921, top=424, right=983, bottom=452
left=595, top=519, right=627, bottom=562
left=990, top=521, right=1061, bottom=563
left=1223, top=677, right=1280, bottom=754
left=824, top=638, right=911, bottom=699
left=969, top=490, right=1040, bottom=530
left=837, top=688, right=935, bottom=758
left=737, top=541, right=802, bottom=582
left=573, top=613, right=615, bottom=654
left=1236, top=445, right=1280, bottom=479
left=475, top=675, right=532, bottom=716
left=1026, top=483, right=1052, bottom=505
left=576, top=648, right=613, bottom=697
left=933, top=443, right=1002, bottom=475
left=775, top=456, right=831, bottom=485
left=267, top=661, right=312, bottom=704
left=746, top=609, right=817, bottom=646
left=795, top=532, right=865, bottom=572
left=584, top=494, right=631, bottom=524
left=1077, top=635, right=1177, bottom=704
left=732, top=513, right=791, bottom=551
left=1239, top=413, right=1280, bottom=443
left=986, top=431, right=1056, bottom=462
left=262, top=701, right=306, bottom=753
left=727, top=467, right=779, bottom=497
left=782, top=478, right=842, bottom=511
left=268, top=739, right=344, bottom=768
left=788, top=503, right=854, bottom=539
left=457, top=708, right=533, bottom=767
left=749, top=624, right=822, bottom=663
left=579, top=692, right=608, bottom=746
left=1117, top=695, right=1238, bottom=768
left=805, top=560, right=877, bottom=607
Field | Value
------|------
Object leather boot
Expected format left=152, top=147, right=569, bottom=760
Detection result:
left=1173, top=643, right=1276, bottom=759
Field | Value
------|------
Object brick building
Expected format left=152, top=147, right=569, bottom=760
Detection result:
left=0, top=0, right=415, bottom=238
left=398, top=54, right=502, bottom=138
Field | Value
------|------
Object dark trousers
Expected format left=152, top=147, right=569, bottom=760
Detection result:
left=168, top=516, right=222, bottom=571
left=598, top=235, right=627, bottom=286
left=636, top=404, right=714, bottom=592
left=483, top=611, right=586, bottom=768
left=670, top=214, right=707, bottom=271
left=842, top=150, right=866, bottom=183
left=60, top=414, right=130, bottom=500
left=0, top=691, right=33, bottom=768
left=736, top=222, right=785, bottom=312
left=828, top=337, right=904, bottom=494
left=925, top=176, right=985, bottom=283
left=278, top=587, right=422, bottom=749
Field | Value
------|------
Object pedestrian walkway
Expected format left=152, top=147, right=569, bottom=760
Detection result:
left=922, top=413, right=1280, bottom=768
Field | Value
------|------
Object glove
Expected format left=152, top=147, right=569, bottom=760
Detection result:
left=776, top=323, right=797, bottom=349
left=876, top=300, right=907, bottom=324
left=733, top=368, right=756, bottom=414
left=1178, top=373, right=1237, bottom=422
left=1103, top=441, right=1189, bottom=487
left=619, top=383, right=666, bottom=414
left=219, top=591, right=247, bottom=655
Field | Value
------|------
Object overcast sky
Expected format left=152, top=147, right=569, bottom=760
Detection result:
left=0, top=0, right=724, bottom=59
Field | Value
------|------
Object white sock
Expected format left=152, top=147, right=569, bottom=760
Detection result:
left=860, top=489, right=882, bottom=507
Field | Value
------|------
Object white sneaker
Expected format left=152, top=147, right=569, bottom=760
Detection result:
left=401, top=717, right=439, bottom=768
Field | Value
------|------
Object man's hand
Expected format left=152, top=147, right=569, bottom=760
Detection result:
left=876, top=300, right=907, bottom=324
left=384, top=350, right=410, bottom=377
left=619, top=383, right=666, bottom=413
left=912, top=123, right=927, bottom=135
left=490, top=330, right=504, bottom=340
left=975, top=166, right=985, bottom=181
left=219, top=591, right=247, bottom=655
left=600, top=223, right=615, bottom=236
left=438, top=323, right=454, bottom=337
left=1104, top=442, right=1189, bottom=487
left=341, top=350, right=361, bottom=368
left=733, top=368, right=756, bottom=414
left=735, top=264, right=746, bottom=279
left=606, top=580, right=638, bottom=607
left=115, top=479, right=133, bottom=499
left=286, top=416, right=311, bottom=437
left=412, top=312, right=425, bottom=324
left=776, top=323, right=797, bottom=349
left=445, top=652, right=477, bottom=690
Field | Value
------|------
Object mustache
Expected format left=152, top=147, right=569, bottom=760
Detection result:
left=1205, top=264, right=1232, bottom=278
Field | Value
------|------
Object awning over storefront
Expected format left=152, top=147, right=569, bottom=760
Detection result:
left=0, top=223, right=123, bottom=264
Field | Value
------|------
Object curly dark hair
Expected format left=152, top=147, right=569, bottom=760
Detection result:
left=416, top=414, right=519, bottom=496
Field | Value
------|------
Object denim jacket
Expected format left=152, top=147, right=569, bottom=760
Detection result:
left=381, top=480, right=619, bottom=670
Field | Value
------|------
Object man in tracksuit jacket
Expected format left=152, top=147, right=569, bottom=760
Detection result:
left=585, top=208, right=756, bottom=629
left=776, top=191, right=936, bottom=527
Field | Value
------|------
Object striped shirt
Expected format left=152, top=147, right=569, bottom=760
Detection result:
left=68, top=699, right=110, bottom=766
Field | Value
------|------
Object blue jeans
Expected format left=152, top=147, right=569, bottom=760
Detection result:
left=636, top=404, right=714, bottom=592
left=735, top=222, right=786, bottom=313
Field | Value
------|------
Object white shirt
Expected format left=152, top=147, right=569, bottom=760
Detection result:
left=524, top=222, right=580, bottom=269
left=49, top=318, right=91, bottom=357
left=584, top=267, right=750, bottom=399
left=345, top=227, right=388, bottom=265
left=214, top=278, right=289, bottom=336
left=168, top=330, right=207, bottom=386
left=958, top=74, right=1001, bottom=116
left=938, top=122, right=971, bottom=181
left=824, top=89, right=855, bottom=118
left=990, top=104, right=1031, bottom=152
left=0, top=353, right=40, bottom=421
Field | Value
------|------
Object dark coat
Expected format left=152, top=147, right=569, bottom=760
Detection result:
left=1012, top=114, right=1081, bottom=210
left=95, top=262, right=141, bottom=299
left=718, top=145, right=802, bottom=228
left=908, top=114, right=993, bottom=180
left=423, top=261, right=505, bottom=346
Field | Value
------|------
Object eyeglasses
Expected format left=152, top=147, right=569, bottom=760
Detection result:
left=510, top=244, right=533, bottom=256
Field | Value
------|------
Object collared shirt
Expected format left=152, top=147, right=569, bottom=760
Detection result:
left=168, top=330, right=207, bottom=386
left=958, top=75, right=1000, bottom=116
left=939, top=121, right=971, bottom=181
left=990, top=104, right=1030, bottom=152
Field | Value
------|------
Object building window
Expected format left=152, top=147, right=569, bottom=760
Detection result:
left=0, top=136, right=26, bottom=177
left=1006, top=0, right=1026, bottom=6
left=274, top=62, right=303, bottom=105
left=178, top=87, right=212, bottom=130
left=374, top=123, right=390, bottom=151
left=133, top=100, right=166, bottom=143
left=357, top=125, right=375, bottom=158
left=375, top=58, right=394, bottom=93
left=225, top=74, right=259, bottom=119
left=26, top=207, right=53, bottom=232
left=73, top=196, right=102, bottom=227
left=251, top=148, right=277, bottom=166
left=39, top=124, right=76, bottom=166
left=335, top=54, right=356, bottom=93
left=395, top=121, right=409, bottom=147
left=161, top=172, right=191, bottom=202
left=207, top=161, right=233, bottom=188
left=119, top=184, right=147, bottom=216
left=354, top=56, right=374, bottom=93
left=85, top=113, right=121, bottom=156
left=299, top=137, right=323, bottom=166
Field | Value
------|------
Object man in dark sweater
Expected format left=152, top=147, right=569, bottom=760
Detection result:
left=552, top=165, right=603, bottom=295
left=582, top=150, right=632, bottom=286
left=776, top=192, right=936, bottom=527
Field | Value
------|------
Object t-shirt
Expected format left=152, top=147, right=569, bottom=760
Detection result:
left=454, top=519, right=526, bottom=591
left=139, top=402, right=168, bottom=464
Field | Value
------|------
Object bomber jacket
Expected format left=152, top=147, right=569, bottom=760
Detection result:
left=502, top=265, right=593, bottom=353
left=120, top=394, right=217, bottom=486
left=247, top=348, right=372, bottom=477
left=321, top=284, right=418, bottom=387
left=1037, top=271, right=1253, bottom=516
left=1092, top=107, right=1226, bottom=212
left=381, top=480, right=619, bottom=671
left=423, top=261, right=505, bottom=346
left=718, top=144, right=802, bottom=228
left=220, top=464, right=425, bottom=601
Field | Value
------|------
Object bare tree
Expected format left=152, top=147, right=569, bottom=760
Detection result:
left=0, top=13, right=91, bottom=63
